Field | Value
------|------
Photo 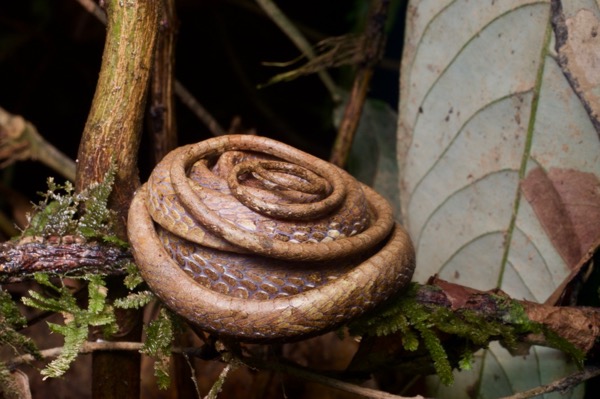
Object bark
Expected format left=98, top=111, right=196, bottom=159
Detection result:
left=0, top=238, right=130, bottom=283
left=75, top=0, right=159, bottom=238
left=74, top=1, right=160, bottom=398
left=148, top=0, right=178, bottom=164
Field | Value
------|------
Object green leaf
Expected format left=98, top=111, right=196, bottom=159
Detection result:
left=398, top=1, right=598, bottom=397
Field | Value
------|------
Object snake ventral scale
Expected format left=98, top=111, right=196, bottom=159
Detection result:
left=127, top=135, right=415, bottom=342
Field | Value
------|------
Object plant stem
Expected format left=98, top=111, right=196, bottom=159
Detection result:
left=329, top=0, right=389, bottom=167
left=75, top=0, right=159, bottom=235
left=148, top=0, right=178, bottom=163
left=0, top=106, right=76, bottom=181
left=74, top=1, right=160, bottom=398
left=255, top=0, right=339, bottom=102
left=73, top=0, right=226, bottom=137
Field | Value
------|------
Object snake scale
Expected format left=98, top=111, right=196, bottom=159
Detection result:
left=127, top=135, right=415, bottom=341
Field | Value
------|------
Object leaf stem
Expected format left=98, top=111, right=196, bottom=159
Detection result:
left=496, top=17, right=553, bottom=288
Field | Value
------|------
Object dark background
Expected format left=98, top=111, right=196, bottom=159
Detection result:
left=0, top=0, right=405, bottom=200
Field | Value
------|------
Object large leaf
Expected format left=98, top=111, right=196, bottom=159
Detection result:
left=397, top=1, right=600, bottom=397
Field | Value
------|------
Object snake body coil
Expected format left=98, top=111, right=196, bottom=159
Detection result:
left=127, top=135, right=415, bottom=341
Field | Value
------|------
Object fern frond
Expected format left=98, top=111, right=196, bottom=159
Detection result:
left=42, top=322, right=88, bottom=379
left=114, top=291, right=154, bottom=309
left=142, top=307, right=176, bottom=389
left=22, top=274, right=118, bottom=378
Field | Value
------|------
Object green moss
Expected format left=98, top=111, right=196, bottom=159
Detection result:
left=0, top=361, right=18, bottom=398
left=11, top=165, right=155, bottom=380
left=0, top=287, right=26, bottom=328
left=21, top=274, right=117, bottom=378
left=123, top=262, right=144, bottom=290
left=22, top=162, right=127, bottom=247
left=348, top=283, right=585, bottom=385
left=24, top=178, right=79, bottom=238
left=142, top=307, right=179, bottom=390
left=114, top=290, right=154, bottom=309
left=0, top=287, right=41, bottom=365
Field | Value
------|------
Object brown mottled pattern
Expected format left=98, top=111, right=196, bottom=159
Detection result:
left=148, top=148, right=370, bottom=250
left=128, top=135, right=416, bottom=341
left=158, top=228, right=365, bottom=300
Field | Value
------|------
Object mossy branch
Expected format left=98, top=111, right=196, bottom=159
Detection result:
left=348, top=279, right=597, bottom=385
left=1, top=167, right=132, bottom=283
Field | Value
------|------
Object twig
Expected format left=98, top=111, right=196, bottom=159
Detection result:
left=0, top=106, right=76, bottom=182
left=174, top=81, right=226, bottom=136
left=240, top=354, right=427, bottom=399
left=74, top=0, right=107, bottom=24
left=329, top=0, right=390, bottom=167
left=9, top=341, right=144, bottom=366
left=8, top=340, right=214, bottom=367
left=499, top=364, right=600, bottom=399
left=72, top=0, right=226, bottom=137
left=6, top=336, right=599, bottom=399
left=148, top=0, right=178, bottom=162
left=204, top=361, right=238, bottom=399
left=329, top=67, right=373, bottom=167
left=182, top=352, right=202, bottom=399
left=255, top=0, right=339, bottom=102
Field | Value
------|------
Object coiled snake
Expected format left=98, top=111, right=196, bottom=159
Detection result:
left=127, top=135, right=415, bottom=341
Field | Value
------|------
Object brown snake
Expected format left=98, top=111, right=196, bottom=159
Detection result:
left=127, top=135, right=415, bottom=341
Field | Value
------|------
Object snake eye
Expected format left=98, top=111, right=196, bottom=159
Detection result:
left=127, top=135, right=415, bottom=342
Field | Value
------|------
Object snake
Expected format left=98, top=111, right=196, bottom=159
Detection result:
left=127, top=135, right=415, bottom=342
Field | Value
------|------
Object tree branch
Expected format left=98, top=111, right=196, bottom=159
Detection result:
left=148, top=0, right=178, bottom=163
left=73, top=2, right=160, bottom=398
left=75, top=0, right=159, bottom=235
left=329, top=0, right=389, bottom=167
left=3, top=238, right=600, bottom=362
left=0, top=106, right=76, bottom=182
left=73, top=0, right=226, bottom=137
left=0, top=238, right=131, bottom=283
left=499, top=364, right=600, bottom=399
